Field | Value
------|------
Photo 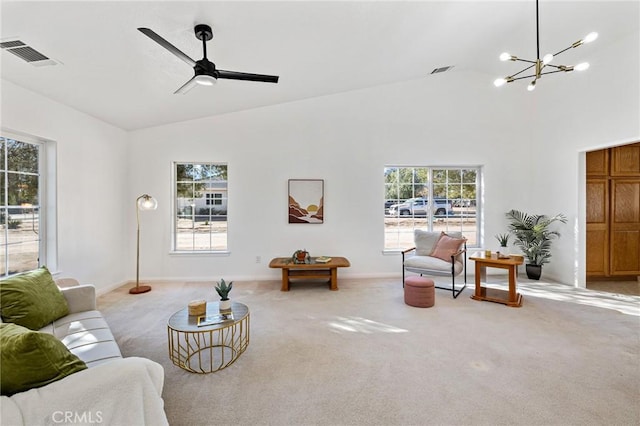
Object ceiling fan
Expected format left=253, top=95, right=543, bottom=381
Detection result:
left=138, top=24, right=279, bottom=94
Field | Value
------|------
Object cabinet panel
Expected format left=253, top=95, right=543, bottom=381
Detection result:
left=586, top=179, right=608, bottom=223
left=586, top=149, right=609, bottom=177
left=610, top=180, right=640, bottom=275
left=612, top=180, right=640, bottom=223
left=586, top=229, right=608, bottom=275
left=610, top=231, right=640, bottom=275
left=586, top=178, right=609, bottom=276
left=611, top=142, right=640, bottom=176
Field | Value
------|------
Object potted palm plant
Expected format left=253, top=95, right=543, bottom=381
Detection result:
left=215, top=278, right=233, bottom=313
left=505, top=209, right=567, bottom=280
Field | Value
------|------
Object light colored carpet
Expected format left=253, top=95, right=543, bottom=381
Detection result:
left=97, top=278, right=640, bottom=426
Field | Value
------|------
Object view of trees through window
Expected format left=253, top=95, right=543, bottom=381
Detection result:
left=384, top=166, right=479, bottom=250
left=174, top=162, right=228, bottom=251
left=1, top=137, right=41, bottom=276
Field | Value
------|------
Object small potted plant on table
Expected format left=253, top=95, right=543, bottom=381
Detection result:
left=495, top=233, right=510, bottom=254
left=215, top=278, right=233, bottom=313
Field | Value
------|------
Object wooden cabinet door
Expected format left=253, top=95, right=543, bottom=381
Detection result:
left=586, top=179, right=609, bottom=276
left=610, top=180, right=640, bottom=275
left=586, top=149, right=609, bottom=177
left=611, top=142, right=640, bottom=176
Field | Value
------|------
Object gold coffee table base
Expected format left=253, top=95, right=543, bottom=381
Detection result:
left=167, top=302, right=250, bottom=374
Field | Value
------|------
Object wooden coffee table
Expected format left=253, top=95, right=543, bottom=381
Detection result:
left=269, top=256, right=351, bottom=291
left=469, top=252, right=524, bottom=307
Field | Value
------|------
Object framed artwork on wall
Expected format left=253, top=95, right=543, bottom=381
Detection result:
left=288, top=179, right=324, bottom=224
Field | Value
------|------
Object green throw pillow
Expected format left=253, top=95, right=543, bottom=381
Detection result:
left=0, top=323, right=88, bottom=396
left=0, top=266, right=69, bottom=330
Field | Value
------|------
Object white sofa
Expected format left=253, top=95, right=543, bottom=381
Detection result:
left=0, top=282, right=169, bottom=426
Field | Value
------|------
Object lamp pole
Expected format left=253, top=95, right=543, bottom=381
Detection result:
left=130, top=194, right=157, bottom=294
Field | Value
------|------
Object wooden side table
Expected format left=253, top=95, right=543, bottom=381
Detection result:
left=469, top=252, right=524, bottom=307
left=268, top=256, right=350, bottom=291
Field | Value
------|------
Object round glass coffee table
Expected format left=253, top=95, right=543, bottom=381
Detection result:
left=167, top=302, right=249, bottom=374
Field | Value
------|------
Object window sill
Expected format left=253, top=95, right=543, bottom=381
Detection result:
left=382, top=249, right=403, bottom=255
left=169, top=251, right=231, bottom=257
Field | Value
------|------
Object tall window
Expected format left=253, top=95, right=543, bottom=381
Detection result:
left=173, top=163, right=228, bottom=252
left=384, top=166, right=480, bottom=250
left=1, top=137, right=42, bottom=276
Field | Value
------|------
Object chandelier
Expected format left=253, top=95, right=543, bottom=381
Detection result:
left=494, top=0, right=597, bottom=91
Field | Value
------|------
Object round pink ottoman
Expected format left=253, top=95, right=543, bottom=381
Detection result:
left=404, top=276, right=435, bottom=308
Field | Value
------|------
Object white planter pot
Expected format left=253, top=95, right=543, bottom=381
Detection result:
left=219, top=299, right=232, bottom=312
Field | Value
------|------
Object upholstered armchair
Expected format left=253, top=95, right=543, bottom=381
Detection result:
left=402, top=230, right=467, bottom=298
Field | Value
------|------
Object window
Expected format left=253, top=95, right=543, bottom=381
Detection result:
left=1, top=136, right=42, bottom=276
left=384, top=166, right=480, bottom=250
left=205, top=193, right=223, bottom=206
left=174, top=163, right=228, bottom=252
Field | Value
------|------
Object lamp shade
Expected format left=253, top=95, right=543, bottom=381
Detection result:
left=137, top=194, right=158, bottom=211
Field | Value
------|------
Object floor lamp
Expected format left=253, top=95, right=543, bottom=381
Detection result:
left=130, top=194, right=158, bottom=294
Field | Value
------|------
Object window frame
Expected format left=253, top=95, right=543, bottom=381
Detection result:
left=171, top=161, right=229, bottom=255
left=0, top=131, right=56, bottom=277
left=384, top=165, right=481, bottom=252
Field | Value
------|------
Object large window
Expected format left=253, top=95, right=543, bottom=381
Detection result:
left=173, top=163, right=228, bottom=252
left=384, top=166, right=480, bottom=250
left=1, top=137, right=42, bottom=276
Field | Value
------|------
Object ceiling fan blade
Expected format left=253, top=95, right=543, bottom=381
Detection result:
left=174, top=76, right=198, bottom=94
left=138, top=27, right=196, bottom=67
left=217, top=70, right=279, bottom=83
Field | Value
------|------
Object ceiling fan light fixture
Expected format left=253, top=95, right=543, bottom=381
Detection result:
left=195, top=74, right=216, bottom=86
left=138, top=24, right=279, bottom=95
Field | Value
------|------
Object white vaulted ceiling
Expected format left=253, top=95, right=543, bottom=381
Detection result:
left=1, top=1, right=638, bottom=130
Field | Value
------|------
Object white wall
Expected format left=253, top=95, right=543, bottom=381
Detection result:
left=129, top=28, right=639, bottom=287
left=534, top=32, right=640, bottom=286
left=1, top=80, right=129, bottom=292
left=2, top=28, right=636, bottom=289
left=128, top=71, right=535, bottom=283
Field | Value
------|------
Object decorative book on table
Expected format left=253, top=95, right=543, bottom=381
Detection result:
left=197, top=312, right=234, bottom=327
left=315, top=256, right=332, bottom=263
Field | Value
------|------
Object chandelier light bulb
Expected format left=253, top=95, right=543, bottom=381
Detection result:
left=494, top=78, right=507, bottom=87
left=527, top=81, right=536, bottom=91
left=575, top=62, right=590, bottom=71
left=542, top=54, right=554, bottom=65
left=499, top=52, right=511, bottom=61
left=583, top=32, right=598, bottom=44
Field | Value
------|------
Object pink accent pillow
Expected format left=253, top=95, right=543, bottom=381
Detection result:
left=430, top=233, right=466, bottom=262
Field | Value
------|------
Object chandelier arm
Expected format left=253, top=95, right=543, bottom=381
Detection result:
left=538, top=69, right=568, bottom=76
left=551, top=45, right=574, bottom=57
left=510, top=63, right=536, bottom=78
left=509, top=74, right=538, bottom=82
left=512, top=58, right=538, bottom=65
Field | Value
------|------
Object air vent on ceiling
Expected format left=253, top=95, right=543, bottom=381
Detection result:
left=431, top=65, right=454, bottom=74
left=1, top=39, right=58, bottom=67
